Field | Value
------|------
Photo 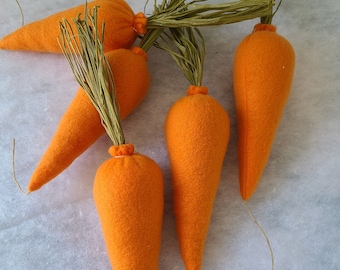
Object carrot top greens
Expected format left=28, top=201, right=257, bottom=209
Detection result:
left=140, top=0, right=274, bottom=51
left=58, top=5, right=125, bottom=146
left=261, top=0, right=283, bottom=24
left=147, top=0, right=273, bottom=28
left=156, top=27, right=205, bottom=87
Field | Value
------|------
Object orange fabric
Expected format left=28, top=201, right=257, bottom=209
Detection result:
left=0, top=0, right=141, bottom=53
left=165, top=86, right=230, bottom=269
left=108, top=143, right=134, bottom=156
left=233, top=23, right=295, bottom=200
left=186, top=85, right=208, bottom=95
left=93, top=145, right=164, bottom=269
left=107, top=47, right=150, bottom=118
left=27, top=89, right=102, bottom=192
left=133, top=12, right=147, bottom=35
left=27, top=47, right=150, bottom=192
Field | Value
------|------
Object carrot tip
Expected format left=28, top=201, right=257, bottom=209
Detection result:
left=109, top=144, right=134, bottom=157
left=186, top=85, right=208, bottom=96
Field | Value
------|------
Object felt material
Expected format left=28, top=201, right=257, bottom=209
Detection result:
left=0, top=0, right=142, bottom=53
left=93, top=145, right=164, bottom=269
left=165, top=86, right=230, bottom=269
left=109, top=47, right=150, bottom=119
left=27, top=88, right=103, bottom=192
left=2, top=1, right=340, bottom=268
left=28, top=47, right=150, bottom=192
left=233, top=23, right=295, bottom=200
left=109, top=143, right=134, bottom=156
left=133, top=12, right=147, bottom=35
left=186, top=85, right=208, bottom=95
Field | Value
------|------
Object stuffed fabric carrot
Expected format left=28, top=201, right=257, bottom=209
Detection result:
left=28, top=46, right=150, bottom=192
left=0, top=0, right=146, bottom=53
left=165, top=85, right=230, bottom=269
left=93, top=144, right=164, bottom=269
left=59, top=9, right=164, bottom=268
left=233, top=22, right=295, bottom=200
left=159, top=28, right=230, bottom=269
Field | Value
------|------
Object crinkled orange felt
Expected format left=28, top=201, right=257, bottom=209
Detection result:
left=233, top=23, right=295, bottom=200
left=165, top=86, right=230, bottom=269
left=93, top=144, right=164, bottom=269
left=0, top=0, right=146, bottom=53
left=28, top=47, right=151, bottom=192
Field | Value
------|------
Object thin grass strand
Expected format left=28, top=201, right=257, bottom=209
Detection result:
left=244, top=201, right=275, bottom=270
left=11, top=139, right=30, bottom=195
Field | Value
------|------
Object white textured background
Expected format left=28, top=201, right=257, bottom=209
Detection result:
left=1, top=0, right=339, bottom=269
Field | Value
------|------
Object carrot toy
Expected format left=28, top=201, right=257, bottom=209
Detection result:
left=27, top=45, right=151, bottom=192
left=233, top=0, right=295, bottom=200
left=0, top=0, right=146, bottom=53
left=159, top=28, right=230, bottom=269
left=58, top=8, right=164, bottom=268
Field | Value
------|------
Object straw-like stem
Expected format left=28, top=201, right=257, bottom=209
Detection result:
left=139, top=0, right=187, bottom=51
left=147, top=0, right=273, bottom=28
left=140, top=0, right=273, bottom=51
left=156, top=27, right=205, bottom=86
left=261, top=0, right=283, bottom=24
left=58, top=5, right=125, bottom=146
left=139, top=28, right=164, bottom=52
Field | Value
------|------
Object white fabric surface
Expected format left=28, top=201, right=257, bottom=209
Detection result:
left=1, top=0, right=339, bottom=269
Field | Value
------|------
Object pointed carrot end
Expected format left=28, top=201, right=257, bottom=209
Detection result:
left=182, top=253, right=203, bottom=270
left=0, top=30, right=28, bottom=51
left=239, top=174, right=261, bottom=201
left=0, top=36, right=9, bottom=50
left=0, top=33, right=29, bottom=51
left=27, top=180, right=41, bottom=193
left=241, top=191, right=252, bottom=201
left=27, top=166, right=54, bottom=193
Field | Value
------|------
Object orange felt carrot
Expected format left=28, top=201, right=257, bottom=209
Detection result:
left=58, top=11, right=164, bottom=268
left=160, top=28, right=230, bottom=269
left=165, top=85, right=230, bottom=269
left=28, top=46, right=150, bottom=192
left=233, top=22, right=295, bottom=200
left=93, top=144, right=164, bottom=269
left=0, top=0, right=147, bottom=53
